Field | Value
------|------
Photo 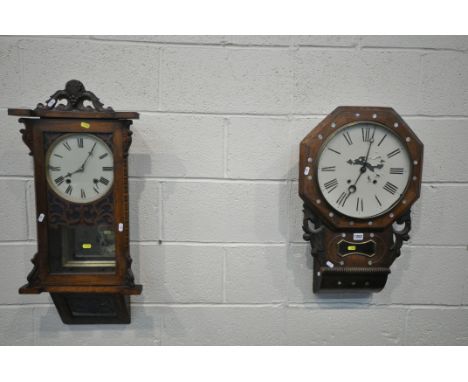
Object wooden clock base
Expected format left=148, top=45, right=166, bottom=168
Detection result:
left=50, top=293, right=131, bottom=324
left=303, top=205, right=411, bottom=293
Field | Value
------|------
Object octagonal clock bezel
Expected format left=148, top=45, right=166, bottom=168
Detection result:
left=299, top=106, right=423, bottom=230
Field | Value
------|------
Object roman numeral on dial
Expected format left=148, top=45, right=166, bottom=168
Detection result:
left=383, top=182, right=398, bottom=195
left=336, top=191, right=349, bottom=207
left=375, top=195, right=382, bottom=206
left=321, top=166, right=335, bottom=172
left=356, top=197, right=364, bottom=212
left=54, top=176, right=65, bottom=186
left=99, top=153, right=108, bottom=160
left=387, top=148, right=401, bottom=158
left=48, top=165, right=61, bottom=171
left=343, top=131, right=353, bottom=145
left=81, top=189, right=86, bottom=199
left=77, top=137, right=83, bottom=148
left=390, top=167, right=404, bottom=174
left=362, top=127, right=375, bottom=142
left=324, top=178, right=338, bottom=193
left=62, top=141, right=72, bottom=151
left=65, top=185, right=73, bottom=195
left=327, top=147, right=341, bottom=155
left=99, top=177, right=109, bottom=186
left=377, top=134, right=387, bottom=147
left=102, top=166, right=113, bottom=171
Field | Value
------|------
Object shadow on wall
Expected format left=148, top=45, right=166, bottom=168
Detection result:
left=127, top=122, right=188, bottom=339
left=35, top=305, right=158, bottom=345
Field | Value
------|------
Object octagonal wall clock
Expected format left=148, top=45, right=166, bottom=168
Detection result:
left=8, top=80, right=142, bottom=324
left=299, top=106, right=423, bottom=292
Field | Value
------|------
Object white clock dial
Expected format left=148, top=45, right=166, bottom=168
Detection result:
left=317, top=122, right=411, bottom=219
left=46, top=134, right=114, bottom=203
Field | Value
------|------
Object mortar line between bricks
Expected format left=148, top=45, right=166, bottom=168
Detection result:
left=2, top=241, right=465, bottom=249
left=157, top=46, right=162, bottom=111
left=0, top=302, right=286, bottom=308
left=2, top=175, right=468, bottom=186
left=24, top=180, right=30, bottom=240
left=8, top=36, right=468, bottom=53
left=1, top=302, right=467, bottom=308
left=403, top=308, right=410, bottom=346
left=223, top=118, right=229, bottom=178
left=286, top=303, right=468, bottom=309
left=137, top=241, right=288, bottom=247
left=222, top=247, right=227, bottom=303
left=360, top=46, right=468, bottom=53
left=158, top=181, right=164, bottom=243
left=289, top=242, right=468, bottom=249
left=130, top=177, right=291, bottom=184
left=3, top=107, right=468, bottom=119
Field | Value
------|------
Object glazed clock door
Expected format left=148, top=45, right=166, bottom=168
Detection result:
left=9, top=79, right=142, bottom=324
left=30, top=118, right=127, bottom=285
left=43, top=128, right=118, bottom=276
left=44, top=132, right=116, bottom=273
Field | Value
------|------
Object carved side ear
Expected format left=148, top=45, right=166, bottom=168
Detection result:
left=19, top=119, right=34, bottom=156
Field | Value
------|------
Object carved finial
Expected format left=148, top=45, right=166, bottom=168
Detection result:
left=35, top=80, right=114, bottom=112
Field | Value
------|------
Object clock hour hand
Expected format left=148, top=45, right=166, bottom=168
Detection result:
left=348, top=158, right=383, bottom=172
left=64, top=166, right=84, bottom=178
left=63, top=143, right=97, bottom=179
left=347, top=137, right=374, bottom=193
left=347, top=156, right=366, bottom=166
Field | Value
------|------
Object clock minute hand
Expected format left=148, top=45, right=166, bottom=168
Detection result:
left=347, top=137, right=374, bottom=194
left=79, top=142, right=97, bottom=171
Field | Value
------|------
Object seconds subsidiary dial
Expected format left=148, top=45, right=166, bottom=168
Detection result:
left=317, top=122, right=411, bottom=219
left=46, top=133, right=114, bottom=203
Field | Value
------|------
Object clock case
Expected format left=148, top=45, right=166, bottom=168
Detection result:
left=8, top=80, right=142, bottom=324
left=299, top=106, right=423, bottom=292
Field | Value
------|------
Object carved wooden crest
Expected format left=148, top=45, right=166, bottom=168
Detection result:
left=35, top=79, right=114, bottom=113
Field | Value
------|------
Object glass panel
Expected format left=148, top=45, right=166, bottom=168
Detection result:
left=48, top=224, right=116, bottom=273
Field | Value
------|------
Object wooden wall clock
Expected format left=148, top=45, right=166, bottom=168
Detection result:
left=299, top=106, right=423, bottom=292
left=8, top=80, right=142, bottom=324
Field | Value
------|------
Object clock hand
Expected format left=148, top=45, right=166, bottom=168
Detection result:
left=347, top=137, right=374, bottom=194
left=63, top=142, right=97, bottom=179
left=363, top=137, right=374, bottom=165
left=347, top=156, right=366, bottom=166
left=80, top=142, right=97, bottom=171
left=365, top=162, right=384, bottom=172
left=64, top=167, right=83, bottom=178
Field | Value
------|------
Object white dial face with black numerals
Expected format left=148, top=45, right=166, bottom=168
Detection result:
left=46, top=134, right=114, bottom=203
left=317, top=122, right=411, bottom=219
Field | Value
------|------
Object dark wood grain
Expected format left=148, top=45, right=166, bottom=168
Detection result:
left=10, top=82, right=142, bottom=323
left=299, top=106, right=423, bottom=230
left=299, top=106, right=423, bottom=292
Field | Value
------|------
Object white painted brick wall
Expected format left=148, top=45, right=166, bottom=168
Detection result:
left=0, top=35, right=467, bottom=345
